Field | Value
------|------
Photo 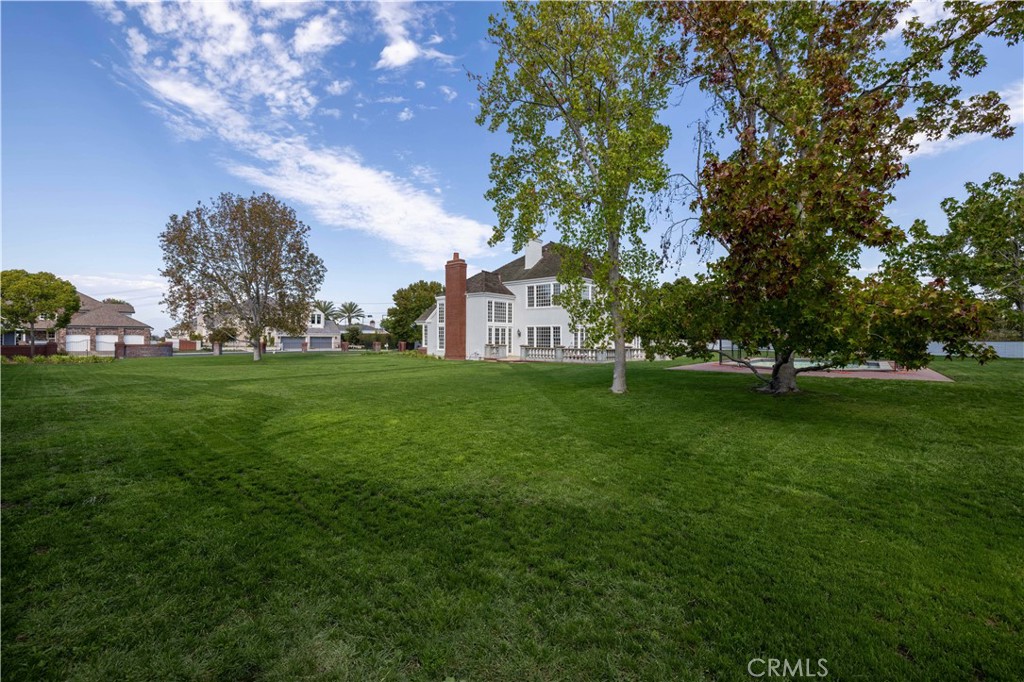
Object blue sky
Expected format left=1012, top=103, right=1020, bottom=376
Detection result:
left=2, top=1, right=1021, bottom=335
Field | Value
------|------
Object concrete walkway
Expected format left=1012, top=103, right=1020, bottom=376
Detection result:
left=669, top=361, right=953, bottom=382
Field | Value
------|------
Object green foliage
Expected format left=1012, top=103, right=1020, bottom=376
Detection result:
left=1, top=270, right=80, bottom=359
left=645, top=1, right=1020, bottom=392
left=346, top=324, right=362, bottom=345
left=476, top=1, right=675, bottom=393
left=901, top=172, right=1024, bottom=338
left=102, top=298, right=130, bottom=306
left=2, top=354, right=114, bottom=365
left=337, top=301, right=365, bottom=326
left=1, top=270, right=80, bottom=332
left=207, top=326, right=237, bottom=345
left=384, top=280, right=443, bottom=343
left=159, top=192, right=326, bottom=361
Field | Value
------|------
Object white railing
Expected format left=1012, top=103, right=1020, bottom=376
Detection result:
left=484, top=344, right=508, bottom=359
left=519, top=346, right=652, bottom=363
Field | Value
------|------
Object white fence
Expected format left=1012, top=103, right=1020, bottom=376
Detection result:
left=927, top=340, right=1024, bottom=359
left=519, top=346, right=650, bottom=363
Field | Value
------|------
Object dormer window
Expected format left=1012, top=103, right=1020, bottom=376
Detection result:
left=310, top=312, right=323, bottom=326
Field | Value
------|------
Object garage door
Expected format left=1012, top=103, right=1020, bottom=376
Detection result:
left=281, top=337, right=304, bottom=351
left=96, top=335, right=118, bottom=352
left=125, top=335, right=146, bottom=345
left=66, top=334, right=90, bottom=353
left=309, top=336, right=333, bottom=350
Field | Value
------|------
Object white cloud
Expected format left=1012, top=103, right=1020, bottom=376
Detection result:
left=414, top=80, right=426, bottom=89
left=410, top=164, right=439, bottom=185
left=885, top=0, right=951, bottom=41
left=102, top=2, right=490, bottom=269
left=293, top=10, right=347, bottom=55
left=438, top=85, right=457, bottom=102
left=907, top=80, right=1024, bottom=158
left=377, top=96, right=407, bottom=104
left=126, top=27, right=150, bottom=59
left=373, top=2, right=453, bottom=70
left=92, top=0, right=125, bottom=25
left=426, top=34, right=444, bottom=46
left=326, top=78, right=353, bottom=96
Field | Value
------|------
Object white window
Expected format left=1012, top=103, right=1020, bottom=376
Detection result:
left=572, top=328, right=588, bottom=348
left=526, top=283, right=561, bottom=308
left=527, top=326, right=561, bottom=348
left=310, top=312, right=323, bottom=326
left=438, top=302, right=445, bottom=324
left=438, top=324, right=445, bottom=350
left=488, top=300, right=511, bottom=324
left=487, top=326, right=512, bottom=351
left=582, top=284, right=593, bottom=301
left=423, top=324, right=429, bottom=346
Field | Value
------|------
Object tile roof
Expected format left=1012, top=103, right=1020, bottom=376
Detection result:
left=466, top=271, right=513, bottom=296
left=57, top=292, right=152, bottom=330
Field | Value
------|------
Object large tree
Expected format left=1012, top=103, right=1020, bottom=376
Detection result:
left=644, top=1, right=1020, bottom=393
left=383, top=280, right=443, bottom=344
left=476, top=1, right=675, bottom=394
left=160, top=192, right=326, bottom=361
left=1, top=270, right=80, bottom=358
left=902, top=172, right=1024, bottom=338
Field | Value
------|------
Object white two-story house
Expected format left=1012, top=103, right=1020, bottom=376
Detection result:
left=418, top=240, right=613, bottom=361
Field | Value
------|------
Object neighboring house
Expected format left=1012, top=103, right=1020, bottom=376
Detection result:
left=276, top=312, right=389, bottom=351
left=278, top=310, right=345, bottom=351
left=27, top=293, right=153, bottom=353
left=418, top=240, right=625, bottom=361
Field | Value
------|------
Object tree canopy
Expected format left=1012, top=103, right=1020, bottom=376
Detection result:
left=641, top=1, right=1021, bottom=393
left=901, top=172, right=1024, bottom=338
left=476, top=1, right=676, bottom=393
left=159, top=192, right=326, bottom=361
left=338, top=301, right=365, bottom=327
left=384, top=280, right=443, bottom=344
left=1, top=270, right=80, bottom=358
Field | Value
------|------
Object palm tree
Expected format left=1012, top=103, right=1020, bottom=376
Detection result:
left=338, top=301, right=365, bottom=326
left=314, top=300, right=340, bottom=322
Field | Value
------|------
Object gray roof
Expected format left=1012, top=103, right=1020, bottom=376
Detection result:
left=466, top=271, right=513, bottom=296
left=415, top=303, right=436, bottom=324
left=304, top=319, right=343, bottom=336
left=492, top=242, right=592, bottom=281
left=64, top=292, right=151, bottom=330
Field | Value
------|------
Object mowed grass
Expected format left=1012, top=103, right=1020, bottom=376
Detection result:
left=2, top=353, right=1022, bottom=681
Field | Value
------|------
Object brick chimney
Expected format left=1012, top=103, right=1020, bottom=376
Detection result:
left=444, top=252, right=467, bottom=360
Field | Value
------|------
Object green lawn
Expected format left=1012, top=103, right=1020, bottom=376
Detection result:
left=2, top=354, right=1022, bottom=681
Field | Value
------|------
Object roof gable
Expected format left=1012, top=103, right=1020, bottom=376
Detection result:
left=492, top=242, right=590, bottom=282
left=466, top=271, right=513, bottom=296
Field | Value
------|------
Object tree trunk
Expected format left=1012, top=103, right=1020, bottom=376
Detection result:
left=253, top=342, right=262, bottom=361
left=759, top=350, right=799, bottom=394
left=608, top=231, right=627, bottom=394
left=28, top=322, right=36, bottom=359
